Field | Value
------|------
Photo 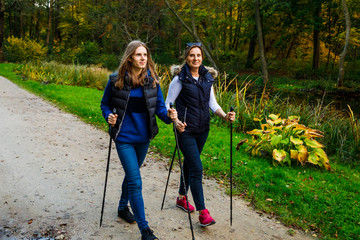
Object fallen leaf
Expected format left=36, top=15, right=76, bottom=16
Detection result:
left=266, top=198, right=273, bottom=202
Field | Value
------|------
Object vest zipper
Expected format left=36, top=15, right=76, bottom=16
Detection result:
left=114, top=90, right=131, bottom=139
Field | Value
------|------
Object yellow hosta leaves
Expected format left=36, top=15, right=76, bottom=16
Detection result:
left=247, top=129, right=263, bottom=135
left=304, top=139, right=324, bottom=148
left=273, top=126, right=283, bottom=131
left=244, top=113, right=331, bottom=170
left=273, top=149, right=287, bottom=162
left=253, top=117, right=262, bottom=122
left=290, top=149, right=298, bottom=159
left=288, top=116, right=300, bottom=121
left=271, top=135, right=283, bottom=146
left=308, top=152, right=319, bottom=165
left=290, top=136, right=303, bottom=145
left=304, top=129, right=324, bottom=138
left=274, top=118, right=283, bottom=125
left=266, top=119, right=274, bottom=126
left=313, top=148, right=331, bottom=170
left=261, top=124, right=268, bottom=131
left=269, top=114, right=279, bottom=120
left=297, top=145, right=309, bottom=165
left=294, top=124, right=308, bottom=130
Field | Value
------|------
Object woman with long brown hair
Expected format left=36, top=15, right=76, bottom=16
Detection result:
left=101, top=40, right=176, bottom=240
left=165, top=43, right=235, bottom=227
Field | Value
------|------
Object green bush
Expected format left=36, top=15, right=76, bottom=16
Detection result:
left=241, top=114, right=331, bottom=170
left=76, top=41, right=101, bottom=65
left=4, top=36, right=47, bottom=63
left=99, top=54, right=119, bottom=71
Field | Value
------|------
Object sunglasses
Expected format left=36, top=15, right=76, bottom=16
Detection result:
left=186, top=42, right=202, bottom=48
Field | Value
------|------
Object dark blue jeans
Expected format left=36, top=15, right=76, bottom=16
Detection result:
left=178, top=131, right=209, bottom=211
left=115, top=141, right=149, bottom=231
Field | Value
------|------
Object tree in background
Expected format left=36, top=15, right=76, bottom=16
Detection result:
left=337, top=0, right=351, bottom=87
left=255, top=0, right=268, bottom=84
left=0, top=0, right=5, bottom=61
left=1, top=0, right=359, bottom=83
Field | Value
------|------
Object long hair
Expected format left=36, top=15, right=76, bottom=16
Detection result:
left=115, top=40, right=158, bottom=89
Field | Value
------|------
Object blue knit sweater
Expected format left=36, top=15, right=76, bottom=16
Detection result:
left=101, top=79, right=171, bottom=143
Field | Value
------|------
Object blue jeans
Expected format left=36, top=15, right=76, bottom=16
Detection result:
left=178, top=131, right=209, bottom=211
left=115, top=141, right=149, bottom=231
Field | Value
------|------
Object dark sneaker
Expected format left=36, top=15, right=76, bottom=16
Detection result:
left=199, top=209, right=216, bottom=227
left=176, top=196, right=195, bottom=213
left=141, top=227, right=158, bottom=240
left=118, top=206, right=136, bottom=224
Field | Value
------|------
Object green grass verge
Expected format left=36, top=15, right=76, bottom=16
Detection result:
left=1, top=63, right=359, bottom=240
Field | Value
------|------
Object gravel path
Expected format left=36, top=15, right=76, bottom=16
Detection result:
left=0, top=76, right=313, bottom=240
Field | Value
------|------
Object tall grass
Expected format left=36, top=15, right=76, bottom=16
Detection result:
left=17, top=61, right=111, bottom=90
left=15, top=61, right=359, bottom=164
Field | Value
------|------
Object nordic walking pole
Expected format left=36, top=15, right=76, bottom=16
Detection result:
left=170, top=103, right=195, bottom=240
left=161, top=107, right=187, bottom=210
left=229, top=106, right=234, bottom=226
left=100, top=108, right=116, bottom=227
left=161, top=145, right=177, bottom=210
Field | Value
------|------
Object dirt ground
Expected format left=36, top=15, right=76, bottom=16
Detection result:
left=0, top=76, right=314, bottom=240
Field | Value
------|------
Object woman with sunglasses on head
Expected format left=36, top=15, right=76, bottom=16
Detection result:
left=165, top=43, right=236, bottom=227
left=101, top=40, right=177, bottom=240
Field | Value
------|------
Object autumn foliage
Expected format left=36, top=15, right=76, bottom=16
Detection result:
left=238, top=114, right=331, bottom=170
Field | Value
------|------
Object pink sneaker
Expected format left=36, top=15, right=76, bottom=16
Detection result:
left=176, top=196, right=195, bottom=213
left=199, top=209, right=216, bottom=227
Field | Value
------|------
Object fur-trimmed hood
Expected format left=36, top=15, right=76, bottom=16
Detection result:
left=170, top=64, right=218, bottom=79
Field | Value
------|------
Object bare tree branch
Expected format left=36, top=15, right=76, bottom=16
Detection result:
left=164, top=0, right=219, bottom=70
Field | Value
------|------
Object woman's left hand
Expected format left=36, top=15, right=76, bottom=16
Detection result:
left=226, top=111, right=236, bottom=123
left=167, top=108, right=178, bottom=121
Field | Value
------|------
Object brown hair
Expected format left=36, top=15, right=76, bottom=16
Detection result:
left=115, top=40, right=158, bottom=89
left=184, top=43, right=205, bottom=60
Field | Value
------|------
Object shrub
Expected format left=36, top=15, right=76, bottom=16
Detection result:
left=4, top=36, right=47, bottom=63
left=17, top=61, right=110, bottom=90
left=99, top=54, right=119, bottom=71
left=76, top=41, right=101, bottom=65
left=238, top=114, right=331, bottom=170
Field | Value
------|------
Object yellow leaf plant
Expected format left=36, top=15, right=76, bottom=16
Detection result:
left=238, top=114, right=331, bottom=170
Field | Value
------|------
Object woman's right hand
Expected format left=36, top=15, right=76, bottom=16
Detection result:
left=108, top=113, right=118, bottom=126
left=175, top=119, right=187, bottom=133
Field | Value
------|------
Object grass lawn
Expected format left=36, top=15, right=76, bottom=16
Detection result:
left=1, top=63, right=359, bottom=240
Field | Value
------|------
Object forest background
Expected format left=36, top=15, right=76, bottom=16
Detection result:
left=1, top=0, right=359, bottom=82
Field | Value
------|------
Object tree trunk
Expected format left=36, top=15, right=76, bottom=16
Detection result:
left=47, top=0, right=53, bottom=51
left=285, top=36, right=296, bottom=59
left=254, top=0, right=269, bottom=84
left=0, top=0, right=5, bottom=62
left=54, top=0, right=61, bottom=42
left=164, top=0, right=220, bottom=70
left=19, top=9, right=24, bottom=38
left=245, top=30, right=256, bottom=69
left=228, top=2, right=233, bottom=51
left=337, top=0, right=351, bottom=87
left=312, top=1, right=321, bottom=70
left=177, top=20, right=182, bottom=61
left=232, top=2, right=242, bottom=50
left=35, top=9, right=40, bottom=40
